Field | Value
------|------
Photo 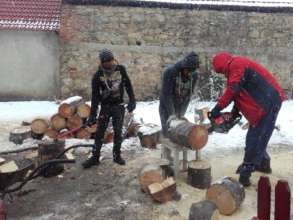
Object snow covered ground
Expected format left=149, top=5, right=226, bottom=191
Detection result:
left=0, top=99, right=292, bottom=153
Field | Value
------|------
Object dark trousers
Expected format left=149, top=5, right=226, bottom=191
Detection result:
left=93, top=104, right=125, bottom=155
left=240, top=103, right=281, bottom=177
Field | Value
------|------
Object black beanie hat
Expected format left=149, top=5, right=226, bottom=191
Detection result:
left=99, top=49, right=114, bottom=63
left=181, top=51, right=199, bottom=70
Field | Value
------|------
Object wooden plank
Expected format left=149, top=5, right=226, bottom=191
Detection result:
left=275, top=180, right=291, bottom=220
left=257, top=176, right=271, bottom=220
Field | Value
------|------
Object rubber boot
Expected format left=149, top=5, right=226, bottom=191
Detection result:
left=255, top=158, right=272, bottom=173
left=82, top=150, right=100, bottom=169
left=113, top=152, right=125, bottom=165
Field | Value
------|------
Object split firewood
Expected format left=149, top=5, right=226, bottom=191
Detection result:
left=66, top=114, right=83, bottom=130
left=206, top=176, right=245, bottom=215
left=167, top=118, right=208, bottom=150
left=189, top=200, right=220, bottom=220
left=187, top=160, right=211, bottom=189
left=0, top=161, right=19, bottom=173
left=76, top=128, right=91, bottom=139
left=50, top=114, right=66, bottom=131
left=44, top=128, right=59, bottom=139
left=148, top=177, right=176, bottom=203
left=0, top=157, right=6, bottom=165
left=9, top=126, right=31, bottom=144
left=139, top=164, right=163, bottom=193
left=77, top=103, right=91, bottom=119
left=137, top=124, right=161, bottom=149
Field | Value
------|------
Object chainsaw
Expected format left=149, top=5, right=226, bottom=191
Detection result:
left=207, top=112, right=242, bottom=134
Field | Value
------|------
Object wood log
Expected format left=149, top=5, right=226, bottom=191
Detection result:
left=148, top=177, right=176, bottom=203
left=77, top=103, right=91, bottom=119
left=189, top=200, right=220, bottom=220
left=59, top=96, right=84, bottom=118
left=187, top=160, right=211, bottom=189
left=31, top=119, right=49, bottom=135
left=138, top=164, right=163, bottom=193
left=9, top=126, right=31, bottom=144
left=85, top=124, right=97, bottom=134
left=66, top=114, right=83, bottom=130
left=137, top=124, right=161, bottom=149
left=50, top=114, right=66, bottom=131
left=76, top=128, right=91, bottom=139
left=206, top=176, right=245, bottom=215
left=38, top=140, right=66, bottom=177
left=167, top=118, right=208, bottom=150
left=44, top=129, right=59, bottom=139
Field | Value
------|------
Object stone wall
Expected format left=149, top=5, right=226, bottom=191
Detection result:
left=60, top=3, right=293, bottom=100
left=0, top=30, right=59, bottom=101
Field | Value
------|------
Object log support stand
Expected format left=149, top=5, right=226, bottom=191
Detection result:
left=161, top=138, right=193, bottom=179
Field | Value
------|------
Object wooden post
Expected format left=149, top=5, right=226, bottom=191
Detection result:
left=257, top=176, right=271, bottom=220
left=275, top=180, right=291, bottom=220
left=138, top=164, right=163, bottom=193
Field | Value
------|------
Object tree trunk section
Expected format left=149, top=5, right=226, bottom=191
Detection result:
left=85, top=124, right=97, bottom=134
left=187, top=160, right=211, bottom=189
left=189, top=200, right=220, bottom=220
left=138, top=164, right=163, bottom=193
left=77, top=103, right=91, bottom=119
left=50, top=114, right=66, bottom=131
left=137, top=124, right=161, bottom=149
left=167, top=118, right=208, bottom=150
left=58, top=103, right=76, bottom=119
left=31, top=119, right=49, bottom=139
left=206, top=176, right=245, bottom=215
left=76, top=128, right=91, bottom=139
left=66, top=114, right=83, bottom=130
left=44, top=129, right=59, bottom=139
left=9, top=126, right=31, bottom=144
left=148, top=177, right=176, bottom=203
left=38, top=140, right=66, bottom=177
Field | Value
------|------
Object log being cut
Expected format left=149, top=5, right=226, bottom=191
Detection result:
left=206, top=176, right=245, bottom=215
left=167, top=117, right=208, bottom=150
left=148, top=177, right=176, bottom=203
left=189, top=200, right=220, bottom=220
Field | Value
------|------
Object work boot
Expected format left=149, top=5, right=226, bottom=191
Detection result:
left=113, top=152, right=126, bottom=165
left=239, top=175, right=251, bottom=187
left=255, top=159, right=272, bottom=174
left=82, top=152, right=99, bottom=169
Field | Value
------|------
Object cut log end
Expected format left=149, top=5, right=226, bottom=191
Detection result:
left=206, top=177, right=245, bottom=215
left=77, top=103, right=91, bottom=118
left=9, top=126, right=31, bottom=144
left=66, top=115, right=83, bottom=130
left=76, top=129, right=91, bottom=139
left=188, top=125, right=208, bottom=150
left=31, top=119, right=49, bottom=135
left=50, top=114, right=66, bottom=131
left=58, top=103, right=75, bottom=118
left=44, top=129, right=59, bottom=139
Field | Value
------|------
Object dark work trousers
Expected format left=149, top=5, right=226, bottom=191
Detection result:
left=159, top=104, right=169, bottom=137
left=240, top=103, right=281, bottom=178
left=93, top=104, right=125, bottom=155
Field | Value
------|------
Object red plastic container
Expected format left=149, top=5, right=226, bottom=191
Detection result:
left=0, top=199, right=6, bottom=220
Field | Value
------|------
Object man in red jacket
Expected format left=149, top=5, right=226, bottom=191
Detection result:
left=210, top=51, right=285, bottom=186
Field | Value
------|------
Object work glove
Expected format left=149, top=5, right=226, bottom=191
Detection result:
left=85, top=115, right=96, bottom=127
left=209, top=105, right=222, bottom=119
left=127, top=102, right=136, bottom=113
left=231, top=105, right=241, bottom=119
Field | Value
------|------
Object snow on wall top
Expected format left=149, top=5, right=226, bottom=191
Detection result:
left=0, top=0, right=62, bottom=31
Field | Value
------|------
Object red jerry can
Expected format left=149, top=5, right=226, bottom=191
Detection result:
left=0, top=199, right=6, bottom=220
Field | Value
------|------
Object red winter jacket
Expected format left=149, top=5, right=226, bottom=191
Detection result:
left=212, top=52, right=285, bottom=126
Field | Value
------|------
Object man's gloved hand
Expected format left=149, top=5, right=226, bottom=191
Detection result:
left=127, top=102, right=136, bottom=113
left=231, top=105, right=241, bottom=119
left=85, top=115, right=96, bottom=127
left=209, top=105, right=222, bottom=119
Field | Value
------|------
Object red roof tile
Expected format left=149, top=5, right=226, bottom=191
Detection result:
left=0, top=0, right=62, bottom=31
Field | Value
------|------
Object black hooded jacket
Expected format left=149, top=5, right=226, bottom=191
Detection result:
left=159, top=52, right=198, bottom=118
left=90, top=64, right=136, bottom=119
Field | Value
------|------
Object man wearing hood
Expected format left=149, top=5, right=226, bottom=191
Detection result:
left=159, top=51, right=200, bottom=136
left=82, top=49, right=136, bottom=168
left=210, top=51, right=285, bottom=186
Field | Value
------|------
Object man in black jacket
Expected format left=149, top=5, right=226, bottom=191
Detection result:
left=82, top=49, right=136, bottom=168
left=159, top=52, right=199, bottom=136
